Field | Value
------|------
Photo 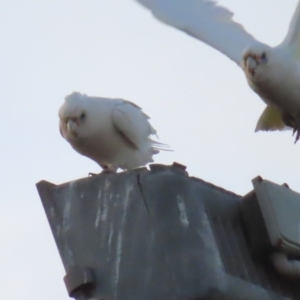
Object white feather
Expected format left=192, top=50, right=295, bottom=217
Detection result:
left=135, top=0, right=300, bottom=142
left=281, top=0, right=300, bottom=57
left=59, top=92, right=169, bottom=171
left=136, top=0, right=259, bottom=65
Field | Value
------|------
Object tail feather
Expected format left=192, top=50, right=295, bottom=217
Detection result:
left=150, top=139, right=173, bottom=153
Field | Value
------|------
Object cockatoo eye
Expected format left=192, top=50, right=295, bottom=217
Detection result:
left=80, top=112, right=86, bottom=122
left=261, top=52, right=267, bottom=63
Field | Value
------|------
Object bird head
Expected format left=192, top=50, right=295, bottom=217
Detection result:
left=242, top=44, right=271, bottom=78
left=59, top=92, right=88, bottom=140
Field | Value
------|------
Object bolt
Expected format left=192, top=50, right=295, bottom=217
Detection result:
left=256, top=176, right=263, bottom=183
left=172, top=162, right=187, bottom=170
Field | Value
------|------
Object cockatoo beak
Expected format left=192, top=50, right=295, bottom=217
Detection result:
left=67, top=119, right=78, bottom=136
left=245, top=56, right=258, bottom=75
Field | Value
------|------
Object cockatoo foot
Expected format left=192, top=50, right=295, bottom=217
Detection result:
left=88, top=165, right=117, bottom=176
left=88, top=170, right=115, bottom=176
left=88, top=172, right=97, bottom=177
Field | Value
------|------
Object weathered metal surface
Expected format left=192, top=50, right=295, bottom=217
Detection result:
left=36, top=163, right=299, bottom=300
left=37, top=168, right=175, bottom=300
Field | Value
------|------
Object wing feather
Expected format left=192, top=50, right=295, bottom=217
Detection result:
left=136, top=0, right=260, bottom=65
left=112, top=101, right=165, bottom=150
left=280, top=1, right=300, bottom=58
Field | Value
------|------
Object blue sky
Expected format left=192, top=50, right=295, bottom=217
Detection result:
left=0, top=0, right=298, bottom=298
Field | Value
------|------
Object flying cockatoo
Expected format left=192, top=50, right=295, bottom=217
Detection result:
left=135, top=0, right=300, bottom=142
left=59, top=92, right=168, bottom=172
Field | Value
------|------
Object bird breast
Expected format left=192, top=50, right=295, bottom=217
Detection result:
left=247, top=63, right=300, bottom=115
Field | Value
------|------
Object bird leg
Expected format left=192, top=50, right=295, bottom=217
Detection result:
left=88, top=172, right=97, bottom=177
left=88, top=164, right=117, bottom=176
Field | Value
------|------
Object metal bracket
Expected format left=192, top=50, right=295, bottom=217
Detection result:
left=64, top=266, right=95, bottom=298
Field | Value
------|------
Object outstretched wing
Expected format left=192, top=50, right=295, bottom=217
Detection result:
left=136, top=0, right=260, bottom=65
left=112, top=100, right=168, bottom=151
left=280, top=1, right=300, bottom=58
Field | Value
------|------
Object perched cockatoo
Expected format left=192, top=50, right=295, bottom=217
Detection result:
left=135, top=0, right=300, bottom=142
left=59, top=92, right=168, bottom=172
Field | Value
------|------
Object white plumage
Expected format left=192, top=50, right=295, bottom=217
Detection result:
left=136, top=0, right=300, bottom=142
left=59, top=92, right=168, bottom=171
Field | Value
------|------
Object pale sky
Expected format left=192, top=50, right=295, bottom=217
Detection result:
left=0, top=0, right=299, bottom=299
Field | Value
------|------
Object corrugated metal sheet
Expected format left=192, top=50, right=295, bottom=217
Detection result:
left=36, top=163, right=298, bottom=300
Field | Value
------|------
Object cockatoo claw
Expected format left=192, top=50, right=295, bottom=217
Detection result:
left=88, top=172, right=98, bottom=177
left=88, top=167, right=116, bottom=177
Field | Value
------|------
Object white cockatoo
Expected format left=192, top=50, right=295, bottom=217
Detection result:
left=59, top=92, right=168, bottom=172
left=136, top=0, right=300, bottom=142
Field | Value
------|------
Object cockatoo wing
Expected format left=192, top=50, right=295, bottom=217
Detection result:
left=280, top=0, right=300, bottom=58
left=136, top=0, right=260, bottom=65
left=255, top=105, right=289, bottom=132
left=112, top=100, right=168, bottom=151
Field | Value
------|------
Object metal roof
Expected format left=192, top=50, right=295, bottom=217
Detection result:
left=36, top=162, right=298, bottom=300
